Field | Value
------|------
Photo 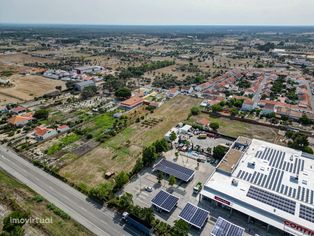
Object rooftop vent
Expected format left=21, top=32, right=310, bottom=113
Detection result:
left=290, top=175, right=299, bottom=184
left=232, top=179, right=238, bottom=186
left=247, top=162, right=256, bottom=169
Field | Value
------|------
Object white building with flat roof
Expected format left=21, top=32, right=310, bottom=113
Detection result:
left=200, top=137, right=314, bottom=236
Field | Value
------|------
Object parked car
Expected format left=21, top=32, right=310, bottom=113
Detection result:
left=145, top=186, right=153, bottom=192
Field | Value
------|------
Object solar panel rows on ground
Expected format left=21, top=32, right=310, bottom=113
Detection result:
left=151, top=190, right=179, bottom=212
left=154, top=159, right=195, bottom=182
left=179, top=203, right=209, bottom=229
left=211, top=217, right=244, bottom=236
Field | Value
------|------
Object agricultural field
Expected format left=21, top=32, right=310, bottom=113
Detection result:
left=59, top=95, right=201, bottom=187
left=189, top=113, right=281, bottom=143
left=0, top=170, right=91, bottom=236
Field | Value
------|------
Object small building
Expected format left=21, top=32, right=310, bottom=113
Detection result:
left=120, top=96, right=144, bottom=110
left=74, top=80, right=96, bottom=91
left=179, top=124, right=192, bottom=134
left=75, top=66, right=104, bottom=75
left=34, top=126, right=58, bottom=141
left=261, top=103, right=275, bottom=115
left=57, top=125, right=70, bottom=133
left=180, top=86, right=193, bottom=94
left=8, top=115, right=33, bottom=127
left=11, top=106, right=26, bottom=115
left=241, top=99, right=255, bottom=111
left=0, top=106, right=8, bottom=113
left=167, top=88, right=179, bottom=98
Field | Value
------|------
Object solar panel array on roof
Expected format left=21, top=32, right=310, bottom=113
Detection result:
left=255, top=147, right=304, bottom=174
left=179, top=203, right=209, bottom=229
left=238, top=146, right=313, bottom=205
left=151, top=190, right=179, bottom=212
left=300, top=205, right=314, bottom=223
left=154, top=159, right=195, bottom=182
left=247, top=186, right=296, bottom=214
left=211, top=217, right=244, bottom=236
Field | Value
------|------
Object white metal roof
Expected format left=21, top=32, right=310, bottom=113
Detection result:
left=201, top=138, right=314, bottom=235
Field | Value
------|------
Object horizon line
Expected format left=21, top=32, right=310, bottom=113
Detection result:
left=1, top=22, right=314, bottom=27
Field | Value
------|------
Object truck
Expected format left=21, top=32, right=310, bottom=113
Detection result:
left=193, top=182, right=202, bottom=194
left=122, top=212, right=152, bottom=235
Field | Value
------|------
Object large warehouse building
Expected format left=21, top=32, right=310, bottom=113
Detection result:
left=200, top=137, right=314, bottom=236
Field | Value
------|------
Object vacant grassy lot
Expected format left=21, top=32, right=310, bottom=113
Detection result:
left=0, top=74, right=65, bottom=105
left=0, top=170, right=91, bottom=236
left=59, top=95, right=201, bottom=187
left=189, top=113, right=279, bottom=142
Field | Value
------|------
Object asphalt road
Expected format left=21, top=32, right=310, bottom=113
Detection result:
left=0, top=145, right=133, bottom=236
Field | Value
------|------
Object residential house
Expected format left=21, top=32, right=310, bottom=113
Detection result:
left=241, top=99, right=255, bottom=111
left=167, top=88, right=179, bottom=98
left=120, top=96, right=144, bottom=110
left=34, top=126, right=58, bottom=141
left=11, top=106, right=26, bottom=115
left=57, top=125, right=70, bottom=133
left=74, top=80, right=96, bottom=91
left=261, top=103, right=275, bottom=115
left=8, top=115, right=33, bottom=127
left=180, top=86, right=193, bottom=95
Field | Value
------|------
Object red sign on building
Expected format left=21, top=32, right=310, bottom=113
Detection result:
left=284, top=220, right=314, bottom=236
left=214, top=196, right=231, bottom=206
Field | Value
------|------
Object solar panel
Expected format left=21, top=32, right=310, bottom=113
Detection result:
left=151, top=190, right=179, bottom=212
left=153, top=159, right=195, bottom=182
left=247, top=186, right=296, bottom=215
left=300, top=205, right=314, bottom=223
left=211, top=217, right=244, bottom=236
left=179, top=203, right=209, bottom=229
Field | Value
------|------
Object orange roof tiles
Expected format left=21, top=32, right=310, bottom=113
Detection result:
left=120, top=96, right=144, bottom=107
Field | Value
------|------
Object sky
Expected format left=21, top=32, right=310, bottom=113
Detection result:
left=1, top=0, right=314, bottom=25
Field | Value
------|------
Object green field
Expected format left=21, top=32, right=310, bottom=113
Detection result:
left=189, top=113, right=278, bottom=142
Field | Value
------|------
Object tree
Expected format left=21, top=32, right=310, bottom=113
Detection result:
left=55, top=85, right=62, bottom=91
left=81, top=86, right=97, bottom=99
left=139, top=208, right=155, bottom=225
left=169, top=131, right=177, bottom=141
left=115, top=87, right=131, bottom=100
left=230, top=108, right=239, bottom=116
left=191, top=106, right=201, bottom=116
left=299, top=114, right=311, bottom=125
left=2, top=211, right=29, bottom=236
left=157, top=171, right=163, bottom=183
left=168, top=175, right=176, bottom=186
left=34, top=109, right=49, bottom=120
left=211, top=104, right=223, bottom=113
left=89, top=182, right=114, bottom=202
left=171, top=219, right=190, bottom=236
left=213, top=145, right=227, bottom=160
left=118, top=193, right=133, bottom=211
left=154, top=139, right=169, bottom=153
left=210, top=122, right=219, bottom=131
left=114, top=171, right=129, bottom=190
left=142, top=145, right=157, bottom=166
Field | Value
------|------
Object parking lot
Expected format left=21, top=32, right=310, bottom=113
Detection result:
left=122, top=147, right=283, bottom=236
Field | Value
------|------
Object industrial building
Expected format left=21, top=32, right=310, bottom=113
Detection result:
left=200, top=137, right=314, bottom=236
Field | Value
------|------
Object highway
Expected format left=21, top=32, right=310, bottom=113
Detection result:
left=0, top=145, right=132, bottom=236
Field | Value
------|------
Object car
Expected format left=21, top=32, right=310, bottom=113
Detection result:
left=145, top=186, right=153, bottom=192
